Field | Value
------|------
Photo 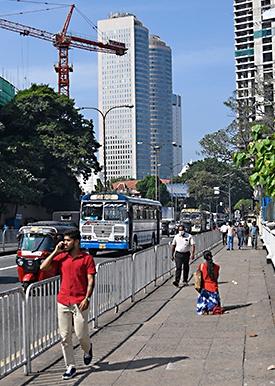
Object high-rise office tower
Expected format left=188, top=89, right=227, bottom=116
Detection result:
left=172, top=94, right=183, bottom=176
left=98, top=12, right=150, bottom=181
left=149, top=34, right=173, bottom=179
left=98, top=13, right=178, bottom=181
left=234, top=0, right=275, bottom=132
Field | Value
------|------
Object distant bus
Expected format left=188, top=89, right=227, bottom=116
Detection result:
left=180, top=208, right=208, bottom=233
left=213, top=213, right=228, bottom=227
left=80, top=193, right=162, bottom=254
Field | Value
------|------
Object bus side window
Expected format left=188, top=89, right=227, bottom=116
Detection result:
left=133, top=205, right=138, bottom=220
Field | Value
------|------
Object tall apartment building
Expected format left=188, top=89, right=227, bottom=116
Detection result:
left=234, top=0, right=275, bottom=129
left=98, top=13, right=179, bottom=181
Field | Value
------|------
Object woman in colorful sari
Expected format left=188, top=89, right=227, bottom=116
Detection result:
left=196, top=250, right=222, bottom=315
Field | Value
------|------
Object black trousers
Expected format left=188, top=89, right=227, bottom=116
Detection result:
left=174, top=251, right=190, bottom=283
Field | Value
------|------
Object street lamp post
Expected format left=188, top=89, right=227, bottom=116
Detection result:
left=214, top=173, right=233, bottom=220
left=137, top=141, right=179, bottom=201
left=161, top=162, right=184, bottom=209
left=78, top=104, right=134, bottom=191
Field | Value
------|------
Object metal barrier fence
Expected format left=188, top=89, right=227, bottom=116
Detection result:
left=0, top=229, right=18, bottom=251
left=0, top=230, right=221, bottom=379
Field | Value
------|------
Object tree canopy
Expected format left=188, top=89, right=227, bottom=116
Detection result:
left=198, top=123, right=239, bottom=162
left=136, top=175, right=170, bottom=205
left=233, top=124, right=275, bottom=198
left=173, top=158, right=253, bottom=213
left=0, top=84, right=101, bottom=214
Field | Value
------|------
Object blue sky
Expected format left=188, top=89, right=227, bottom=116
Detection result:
left=0, top=0, right=236, bottom=165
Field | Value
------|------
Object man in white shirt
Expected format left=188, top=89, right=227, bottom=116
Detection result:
left=220, top=222, right=228, bottom=246
left=170, top=225, right=195, bottom=287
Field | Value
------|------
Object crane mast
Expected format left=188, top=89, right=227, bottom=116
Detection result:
left=0, top=4, right=127, bottom=97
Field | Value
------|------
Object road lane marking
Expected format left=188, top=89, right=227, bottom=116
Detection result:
left=0, top=265, right=17, bottom=271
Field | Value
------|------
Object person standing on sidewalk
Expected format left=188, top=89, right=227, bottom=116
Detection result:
left=40, top=228, right=96, bottom=380
left=250, top=221, right=259, bottom=249
left=236, top=223, right=244, bottom=250
left=170, top=225, right=195, bottom=287
left=243, top=221, right=249, bottom=245
left=196, top=250, right=222, bottom=315
left=220, top=222, right=228, bottom=246
left=226, top=221, right=236, bottom=250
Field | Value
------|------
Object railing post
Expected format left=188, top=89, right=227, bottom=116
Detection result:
left=24, top=285, right=32, bottom=375
left=131, top=253, right=135, bottom=302
left=2, top=229, right=6, bottom=251
left=92, top=275, right=99, bottom=329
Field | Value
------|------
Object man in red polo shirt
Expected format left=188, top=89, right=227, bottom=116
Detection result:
left=40, top=228, right=96, bottom=380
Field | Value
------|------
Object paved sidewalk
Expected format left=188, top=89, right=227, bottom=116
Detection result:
left=4, top=240, right=275, bottom=386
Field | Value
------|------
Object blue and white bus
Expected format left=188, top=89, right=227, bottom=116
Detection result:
left=80, top=193, right=162, bottom=254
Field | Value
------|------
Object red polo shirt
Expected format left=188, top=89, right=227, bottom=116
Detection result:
left=53, top=251, right=96, bottom=306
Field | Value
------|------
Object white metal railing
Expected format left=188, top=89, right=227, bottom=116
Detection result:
left=0, top=287, right=26, bottom=377
left=261, top=223, right=275, bottom=266
left=0, top=230, right=221, bottom=379
left=0, top=229, right=18, bottom=251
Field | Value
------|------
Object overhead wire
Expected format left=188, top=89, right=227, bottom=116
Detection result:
left=2, top=1, right=109, bottom=42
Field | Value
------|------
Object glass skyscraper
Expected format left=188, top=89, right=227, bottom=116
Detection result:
left=98, top=12, right=179, bottom=181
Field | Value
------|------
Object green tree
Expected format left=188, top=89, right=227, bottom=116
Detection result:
left=136, top=175, right=170, bottom=205
left=234, top=198, right=252, bottom=215
left=0, top=84, right=101, bottom=214
left=174, top=158, right=253, bottom=212
left=233, top=124, right=275, bottom=198
left=197, top=123, right=239, bottom=162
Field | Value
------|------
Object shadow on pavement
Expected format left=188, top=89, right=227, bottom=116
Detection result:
left=223, top=303, right=252, bottom=311
left=94, top=355, right=189, bottom=372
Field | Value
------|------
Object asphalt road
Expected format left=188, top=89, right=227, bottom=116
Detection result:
left=0, top=237, right=171, bottom=293
left=0, top=251, right=126, bottom=293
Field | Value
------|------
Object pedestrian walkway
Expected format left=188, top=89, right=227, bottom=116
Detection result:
left=5, top=240, right=275, bottom=386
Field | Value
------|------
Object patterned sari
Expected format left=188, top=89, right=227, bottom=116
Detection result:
left=196, top=288, right=221, bottom=315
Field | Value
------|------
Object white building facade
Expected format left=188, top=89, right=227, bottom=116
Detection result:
left=98, top=13, right=151, bottom=181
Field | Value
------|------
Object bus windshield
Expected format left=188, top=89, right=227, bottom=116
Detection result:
left=191, top=213, right=201, bottom=220
left=82, top=203, right=103, bottom=220
left=182, top=213, right=190, bottom=220
left=104, top=203, right=127, bottom=221
left=81, top=202, right=127, bottom=222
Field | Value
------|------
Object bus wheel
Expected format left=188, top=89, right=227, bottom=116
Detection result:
left=89, top=249, right=97, bottom=256
left=132, top=237, right=138, bottom=253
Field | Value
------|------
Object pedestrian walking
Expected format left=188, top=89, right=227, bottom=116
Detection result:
left=243, top=221, right=249, bottom=245
left=196, top=250, right=224, bottom=315
left=170, top=225, right=195, bottom=287
left=226, top=221, right=236, bottom=250
left=236, top=223, right=244, bottom=249
left=250, top=221, right=259, bottom=249
left=40, top=228, right=96, bottom=380
left=220, top=222, right=228, bottom=246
